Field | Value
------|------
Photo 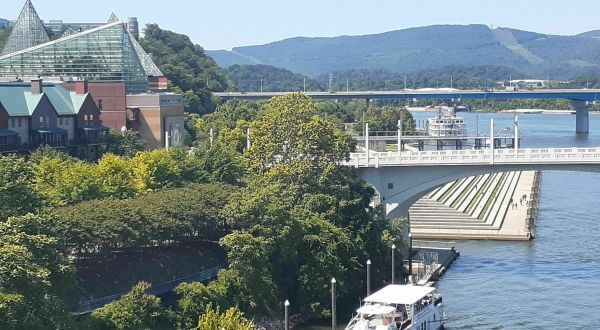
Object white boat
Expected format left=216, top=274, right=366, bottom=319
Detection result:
left=426, top=106, right=467, bottom=137
left=345, top=284, right=444, bottom=330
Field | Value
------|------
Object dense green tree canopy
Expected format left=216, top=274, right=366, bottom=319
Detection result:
left=0, top=214, right=73, bottom=329
left=91, top=282, right=165, bottom=329
left=357, top=106, right=416, bottom=133
left=140, top=24, right=232, bottom=115
left=0, top=155, right=43, bottom=221
left=227, top=64, right=323, bottom=92
left=106, top=130, right=147, bottom=157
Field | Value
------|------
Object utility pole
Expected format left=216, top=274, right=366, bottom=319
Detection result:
left=329, top=73, right=333, bottom=92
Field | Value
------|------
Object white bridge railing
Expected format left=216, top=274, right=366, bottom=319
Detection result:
left=345, top=147, right=600, bottom=167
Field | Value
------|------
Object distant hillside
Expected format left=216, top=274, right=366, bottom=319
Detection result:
left=226, top=64, right=323, bottom=92
left=316, top=65, right=528, bottom=91
left=208, top=24, right=600, bottom=79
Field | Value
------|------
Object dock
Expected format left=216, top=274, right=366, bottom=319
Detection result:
left=405, top=241, right=460, bottom=284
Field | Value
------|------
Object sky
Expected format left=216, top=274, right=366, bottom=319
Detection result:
left=4, top=0, right=600, bottom=50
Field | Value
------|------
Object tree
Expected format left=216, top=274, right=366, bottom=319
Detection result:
left=196, top=305, right=254, bottom=330
left=96, top=154, right=138, bottom=199
left=245, top=93, right=351, bottom=177
left=106, top=130, right=147, bottom=157
left=0, top=214, right=73, bottom=329
left=357, top=106, right=416, bottom=133
left=190, top=142, right=245, bottom=185
left=92, top=282, right=165, bottom=330
left=0, top=155, right=43, bottom=221
left=139, top=24, right=231, bottom=115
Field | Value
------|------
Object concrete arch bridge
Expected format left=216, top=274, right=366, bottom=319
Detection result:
left=345, top=147, right=600, bottom=220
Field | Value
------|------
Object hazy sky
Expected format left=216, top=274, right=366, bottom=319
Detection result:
left=4, top=0, right=599, bottom=50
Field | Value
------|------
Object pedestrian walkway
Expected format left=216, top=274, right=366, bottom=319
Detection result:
left=409, top=171, right=539, bottom=240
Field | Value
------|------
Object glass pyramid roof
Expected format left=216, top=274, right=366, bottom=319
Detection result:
left=1, top=0, right=50, bottom=56
left=0, top=21, right=163, bottom=94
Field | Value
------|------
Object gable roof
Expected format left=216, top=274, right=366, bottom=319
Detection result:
left=0, top=83, right=89, bottom=117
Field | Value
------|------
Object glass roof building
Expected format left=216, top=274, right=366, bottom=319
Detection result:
left=0, top=1, right=163, bottom=94
left=1, top=0, right=49, bottom=56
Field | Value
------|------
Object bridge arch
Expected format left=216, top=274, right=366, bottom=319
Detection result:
left=358, top=164, right=600, bottom=219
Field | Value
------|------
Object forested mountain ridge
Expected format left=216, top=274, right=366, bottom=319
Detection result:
left=208, top=24, right=600, bottom=78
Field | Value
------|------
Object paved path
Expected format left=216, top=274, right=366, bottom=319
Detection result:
left=410, top=171, right=538, bottom=240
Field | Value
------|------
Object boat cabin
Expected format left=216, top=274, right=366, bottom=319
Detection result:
left=345, top=285, right=444, bottom=330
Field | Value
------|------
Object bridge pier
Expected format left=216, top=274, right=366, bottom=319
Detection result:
left=572, top=100, right=590, bottom=134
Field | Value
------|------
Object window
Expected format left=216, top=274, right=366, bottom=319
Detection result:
left=45, top=116, right=50, bottom=127
left=11, top=118, right=15, bottom=127
left=59, top=117, right=63, bottom=125
left=98, top=99, right=103, bottom=110
left=388, top=183, right=394, bottom=190
left=18, top=118, right=21, bottom=127
left=39, top=117, right=43, bottom=124
left=84, top=115, right=89, bottom=125
left=90, top=114, right=94, bottom=123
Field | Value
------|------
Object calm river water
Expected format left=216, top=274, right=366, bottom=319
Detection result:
left=412, top=111, right=600, bottom=329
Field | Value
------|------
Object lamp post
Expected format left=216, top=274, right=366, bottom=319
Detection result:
left=391, top=244, right=396, bottom=284
left=408, top=233, right=413, bottom=278
left=284, top=300, right=290, bottom=330
left=331, top=278, right=337, bottom=330
left=366, top=259, right=371, bottom=296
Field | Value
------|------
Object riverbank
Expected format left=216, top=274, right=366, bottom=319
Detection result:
left=409, top=171, right=540, bottom=241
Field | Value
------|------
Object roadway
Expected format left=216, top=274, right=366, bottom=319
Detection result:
left=213, top=89, right=600, bottom=102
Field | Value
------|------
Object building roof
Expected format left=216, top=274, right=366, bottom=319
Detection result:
left=0, top=129, right=19, bottom=137
left=0, top=21, right=163, bottom=94
left=1, top=0, right=50, bottom=55
left=0, top=83, right=92, bottom=117
left=32, top=127, right=68, bottom=134
left=363, top=285, right=436, bottom=306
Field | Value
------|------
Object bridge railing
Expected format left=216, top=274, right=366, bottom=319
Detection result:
left=345, top=147, right=600, bottom=167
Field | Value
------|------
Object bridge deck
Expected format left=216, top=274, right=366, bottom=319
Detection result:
left=214, top=89, right=600, bottom=102
left=345, top=147, right=600, bottom=167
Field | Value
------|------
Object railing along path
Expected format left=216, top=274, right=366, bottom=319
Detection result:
left=345, top=147, right=600, bottom=167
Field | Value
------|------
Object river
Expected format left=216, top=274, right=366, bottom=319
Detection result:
left=412, top=111, right=600, bottom=329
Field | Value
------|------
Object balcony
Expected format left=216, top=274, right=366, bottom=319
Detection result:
left=74, top=125, right=109, bottom=146
left=0, top=129, right=21, bottom=153
left=30, top=127, right=69, bottom=149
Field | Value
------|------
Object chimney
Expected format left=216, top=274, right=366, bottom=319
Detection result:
left=31, top=79, right=43, bottom=94
left=75, top=80, right=89, bottom=95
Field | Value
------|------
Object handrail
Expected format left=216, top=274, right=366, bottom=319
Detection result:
left=344, top=147, right=600, bottom=167
left=69, top=265, right=223, bottom=315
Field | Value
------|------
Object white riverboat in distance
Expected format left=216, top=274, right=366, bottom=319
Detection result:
left=345, top=284, right=444, bottom=330
left=426, top=106, right=467, bottom=137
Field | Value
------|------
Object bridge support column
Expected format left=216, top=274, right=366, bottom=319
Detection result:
left=572, top=100, right=590, bottom=134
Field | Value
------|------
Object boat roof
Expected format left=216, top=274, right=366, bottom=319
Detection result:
left=356, top=305, right=396, bottom=315
left=364, top=285, right=436, bottom=305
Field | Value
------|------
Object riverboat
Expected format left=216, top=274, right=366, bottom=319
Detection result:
left=344, top=284, right=444, bottom=330
left=426, top=106, right=467, bottom=137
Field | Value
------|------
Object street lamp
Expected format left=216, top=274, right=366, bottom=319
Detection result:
left=366, top=259, right=371, bottom=296
left=331, top=278, right=337, bottom=330
left=284, top=300, right=290, bottom=330
left=408, top=233, right=413, bottom=279
left=391, top=244, right=396, bottom=284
